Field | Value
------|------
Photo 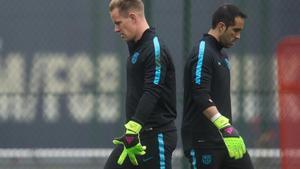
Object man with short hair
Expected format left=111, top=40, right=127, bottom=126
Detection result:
left=105, top=0, right=177, bottom=169
left=182, top=4, right=254, bottom=169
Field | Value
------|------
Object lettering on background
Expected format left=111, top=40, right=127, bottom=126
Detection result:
left=0, top=53, right=121, bottom=123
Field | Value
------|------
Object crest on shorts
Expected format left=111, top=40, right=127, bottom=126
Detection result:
left=201, top=154, right=212, bottom=165
left=131, top=52, right=140, bottom=64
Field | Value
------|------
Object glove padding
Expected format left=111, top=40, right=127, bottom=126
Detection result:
left=213, top=115, right=246, bottom=159
left=113, top=120, right=146, bottom=166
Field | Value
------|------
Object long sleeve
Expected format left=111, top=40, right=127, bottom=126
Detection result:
left=126, top=28, right=176, bottom=129
left=191, top=41, right=215, bottom=113
left=132, top=37, right=167, bottom=125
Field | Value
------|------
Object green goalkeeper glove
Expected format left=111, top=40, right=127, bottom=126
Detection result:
left=113, top=120, right=146, bottom=166
left=213, top=115, right=246, bottom=159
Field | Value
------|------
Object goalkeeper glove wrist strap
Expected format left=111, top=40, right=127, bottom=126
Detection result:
left=212, top=114, right=230, bottom=130
left=210, top=113, right=222, bottom=122
left=125, top=120, right=142, bottom=134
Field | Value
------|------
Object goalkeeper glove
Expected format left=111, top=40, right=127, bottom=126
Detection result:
left=113, top=120, right=146, bottom=166
left=213, top=115, right=246, bottom=159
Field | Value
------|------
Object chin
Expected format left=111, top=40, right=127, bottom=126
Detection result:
left=121, top=37, right=128, bottom=41
left=225, top=43, right=234, bottom=48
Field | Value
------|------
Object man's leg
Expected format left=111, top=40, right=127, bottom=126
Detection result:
left=140, top=130, right=177, bottom=169
left=224, top=151, right=254, bottom=169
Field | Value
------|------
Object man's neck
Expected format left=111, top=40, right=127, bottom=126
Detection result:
left=208, top=28, right=220, bottom=42
left=134, top=18, right=150, bottom=42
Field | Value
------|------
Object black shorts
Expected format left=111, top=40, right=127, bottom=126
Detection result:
left=184, top=141, right=254, bottom=169
left=104, top=129, right=177, bottom=169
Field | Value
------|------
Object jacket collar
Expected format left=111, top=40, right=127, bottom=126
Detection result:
left=203, top=34, right=223, bottom=51
left=128, top=27, right=156, bottom=54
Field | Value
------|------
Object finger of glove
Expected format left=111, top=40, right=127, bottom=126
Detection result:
left=237, top=141, right=244, bottom=159
left=232, top=140, right=242, bottom=159
left=135, top=144, right=147, bottom=154
left=113, top=139, right=124, bottom=146
left=224, top=139, right=235, bottom=159
left=117, top=147, right=128, bottom=165
left=236, top=145, right=243, bottom=160
left=226, top=139, right=241, bottom=159
left=240, top=137, right=247, bottom=154
left=233, top=145, right=241, bottom=160
left=135, top=149, right=146, bottom=155
left=233, top=137, right=245, bottom=159
left=128, top=152, right=138, bottom=166
left=237, top=137, right=246, bottom=158
left=127, top=146, right=146, bottom=156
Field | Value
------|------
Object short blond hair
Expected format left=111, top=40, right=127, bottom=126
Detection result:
left=109, top=0, right=144, bottom=15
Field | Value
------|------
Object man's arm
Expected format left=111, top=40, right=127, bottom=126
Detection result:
left=132, top=37, right=167, bottom=125
left=203, top=106, right=220, bottom=119
left=191, top=41, right=246, bottom=160
left=191, top=41, right=216, bottom=113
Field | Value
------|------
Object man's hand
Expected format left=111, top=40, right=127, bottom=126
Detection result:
left=213, top=115, right=246, bottom=159
left=113, top=120, right=146, bottom=166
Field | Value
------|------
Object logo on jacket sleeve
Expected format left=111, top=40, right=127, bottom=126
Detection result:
left=131, top=52, right=140, bottom=64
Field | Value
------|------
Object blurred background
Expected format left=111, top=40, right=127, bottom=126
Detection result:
left=0, top=0, right=299, bottom=169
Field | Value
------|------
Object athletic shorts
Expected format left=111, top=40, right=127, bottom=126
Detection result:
left=104, top=129, right=177, bottom=169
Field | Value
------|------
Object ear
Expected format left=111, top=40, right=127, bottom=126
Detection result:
left=128, top=12, right=137, bottom=23
left=217, top=22, right=227, bottom=33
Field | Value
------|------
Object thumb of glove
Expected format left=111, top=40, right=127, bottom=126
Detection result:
left=113, top=138, right=123, bottom=145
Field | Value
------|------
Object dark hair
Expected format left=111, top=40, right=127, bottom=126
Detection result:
left=212, top=4, right=247, bottom=29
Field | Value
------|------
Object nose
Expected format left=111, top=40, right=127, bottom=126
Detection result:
left=235, top=33, right=240, bottom=40
left=114, top=25, right=120, bottom=33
